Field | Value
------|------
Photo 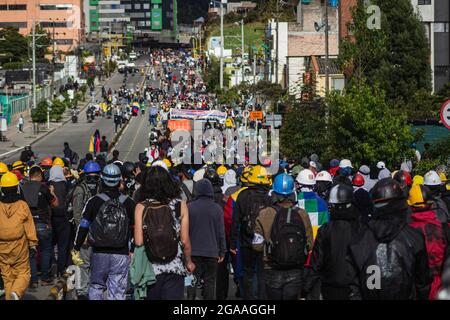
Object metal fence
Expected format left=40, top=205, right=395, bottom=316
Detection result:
left=0, top=77, right=67, bottom=124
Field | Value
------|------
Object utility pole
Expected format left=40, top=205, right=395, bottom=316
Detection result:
left=325, top=0, right=329, bottom=95
left=275, top=0, right=279, bottom=84
left=253, top=51, right=256, bottom=84
left=32, top=20, right=37, bottom=113
left=241, top=19, right=245, bottom=84
left=50, top=19, right=58, bottom=130
left=220, top=0, right=224, bottom=90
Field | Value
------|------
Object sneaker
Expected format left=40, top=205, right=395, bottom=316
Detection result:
left=10, top=292, right=19, bottom=300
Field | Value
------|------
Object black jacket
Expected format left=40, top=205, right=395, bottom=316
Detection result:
left=304, top=206, right=362, bottom=296
left=188, top=179, right=226, bottom=258
left=230, top=185, right=270, bottom=250
left=347, top=200, right=432, bottom=300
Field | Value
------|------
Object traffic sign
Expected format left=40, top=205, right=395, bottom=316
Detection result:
left=242, top=110, right=250, bottom=119
left=250, top=111, right=263, bottom=120
left=441, top=100, right=450, bottom=129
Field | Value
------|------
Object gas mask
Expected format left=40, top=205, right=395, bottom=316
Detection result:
left=86, top=175, right=100, bottom=195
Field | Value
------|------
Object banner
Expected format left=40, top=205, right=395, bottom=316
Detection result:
left=170, top=109, right=227, bottom=123
left=168, top=120, right=191, bottom=132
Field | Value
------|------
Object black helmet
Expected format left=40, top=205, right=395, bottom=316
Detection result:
left=327, top=183, right=354, bottom=204
left=121, top=161, right=136, bottom=179
left=370, top=178, right=405, bottom=205
left=204, top=166, right=220, bottom=185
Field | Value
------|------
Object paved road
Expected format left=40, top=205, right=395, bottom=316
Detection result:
left=1, top=55, right=150, bottom=165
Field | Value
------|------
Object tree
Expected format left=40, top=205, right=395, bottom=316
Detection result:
left=280, top=100, right=329, bottom=160
left=326, top=82, right=415, bottom=167
left=34, top=24, right=51, bottom=60
left=204, top=56, right=230, bottom=93
left=0, top=27, right=28, bottom=64
left=340, top=0, right=432, bottom=110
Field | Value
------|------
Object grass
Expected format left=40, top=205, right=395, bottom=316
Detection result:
left=207, top=22, right=266, bottom=53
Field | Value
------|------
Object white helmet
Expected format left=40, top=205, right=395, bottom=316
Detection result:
left=339, top=159, right=353, bottom=168
left=296, top=169, right=316, bottom=186
left=424, top=170, right=442, bottom=186
left=377, top=161, right=386, bottom=169
left=316, top=170, right=332, bottom=182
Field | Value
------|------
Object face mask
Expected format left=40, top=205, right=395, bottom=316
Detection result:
left=86, top=175, right=100, bottom=194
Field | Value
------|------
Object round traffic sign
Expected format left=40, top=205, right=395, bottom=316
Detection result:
left=440, top=100, right=450, bottom=130
left=242, top=110, right=250, bottom=119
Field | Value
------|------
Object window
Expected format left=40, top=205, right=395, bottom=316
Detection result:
left=39, top=21, right=72, bottom=28
left=434, top=23, right=450, bottom=33
left=40, top=4, right=73, bottom=10
left=8, top=4, right=27, bottom=10
left=418, top=0, right=431, bottom=4
left=0, top=5, right=7, bottom=10
left=332, top=77, right=345, bottom=91
left=143, top=3, right=150, bottom=10
left=124, top=4, right=132, bottom=10
left=0, top=22, right=27, bottom=28
left=55, top=39, right=74, bottom=45
left=135, top=3, right=141, bottom=10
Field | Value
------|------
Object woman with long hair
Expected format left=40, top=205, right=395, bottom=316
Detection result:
left=134, top=166, right=195, bottom=300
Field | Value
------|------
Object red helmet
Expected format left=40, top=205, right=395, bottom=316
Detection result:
left=393, top=170, right=412, bottom=188
left=352, top=173, right=365, bottom=187
left=40, top=157, right=53, bottom=167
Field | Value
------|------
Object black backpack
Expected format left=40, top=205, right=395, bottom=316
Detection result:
left=88, top=193, right=129, bottom=248
left=142, top=200, right=181, bottom=264
left=268, top=206, right=308, bottom=269
left=242, top=189, right=272, bottom=237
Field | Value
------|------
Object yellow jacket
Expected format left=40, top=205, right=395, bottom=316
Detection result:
left=0, top=200, right=37, bottom=264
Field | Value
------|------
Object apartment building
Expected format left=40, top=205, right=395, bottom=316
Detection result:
left=85, top=0, right=129, bottom=35
left=412, top=0, right=450, bottom=91
left=0, top=0, right=84, bottom=52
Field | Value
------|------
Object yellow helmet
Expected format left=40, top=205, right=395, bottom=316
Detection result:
left=217, top=165, right=227, bottom=177
left=408, top=184, right=433, bottom=208
left=0, top=162, right=8, bottom=174
left=162, top=158, right=172, bottom=168
left=53, top=157, right=65, bottom=168
left=1, top=172, right=19, bottom=188
left=247, top=165, right=272, bottom=185
left=12, top=161, right=25, bottom=171
left=240, top=166, right=252, bottom=183
left=412, top=175, right=424, bottom=186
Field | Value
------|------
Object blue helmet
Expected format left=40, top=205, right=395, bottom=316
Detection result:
left=84, top=161, right=101, bottom=174
left=101, top=164, right=122, bottom=187
left=273, top=173, right=295, bottom=195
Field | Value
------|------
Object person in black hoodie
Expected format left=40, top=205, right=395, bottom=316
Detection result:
left=303, top=183, right=362, bottom=300
left=347, top=178, right=432, bottom=300
left=187, top=179, right=226, bottom=300
left=48, top=165, right=71, bottom=278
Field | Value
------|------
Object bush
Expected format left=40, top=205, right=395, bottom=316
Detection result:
left=2, top=62, right=23, bottom=70
left=50, top=99, right=66, bottom=121
left=31, top=101, right=48, bottom=123
left=413, top=159, right=443, bottom=176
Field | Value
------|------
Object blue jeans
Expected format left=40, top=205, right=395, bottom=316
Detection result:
left=149, top=115, right=157, bottom=127
left=30, top=223, right=53, bottom=283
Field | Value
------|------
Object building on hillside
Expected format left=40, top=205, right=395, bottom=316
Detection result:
left=0, top=0, right=84, bottom=53
left=411, top=0, right=450, bottom=91
left=338, top=0, right=357, bottom=41
left=305, top=55, right=344, bottom=97
left=84, top=0, right=129, bottom=37
left=209, top=1, right=257, bottom=17
left=267, top=0, right=339, bottom=97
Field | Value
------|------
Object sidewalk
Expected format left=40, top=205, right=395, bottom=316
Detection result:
left=0, top=78, right=109, bottom=160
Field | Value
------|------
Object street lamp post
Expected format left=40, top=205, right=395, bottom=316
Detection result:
left=220, top=0, right=225, bottom=90
left=325, top=0, right=329, bottom=95
left=241, top=19, right=245, bottom=83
